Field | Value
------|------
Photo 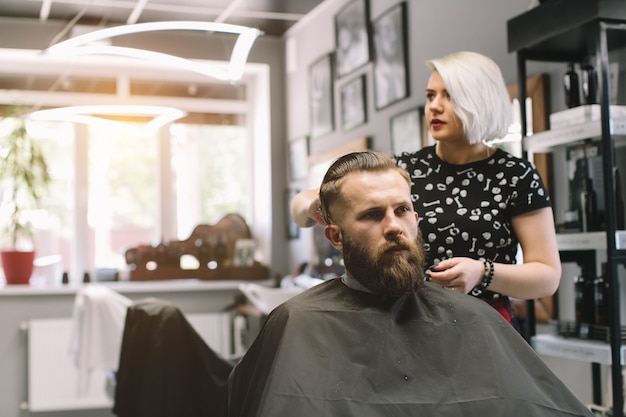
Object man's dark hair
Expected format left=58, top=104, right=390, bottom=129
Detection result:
left=319, top=151, right=410, bottom=224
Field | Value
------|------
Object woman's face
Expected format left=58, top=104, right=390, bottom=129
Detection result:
left=424, top=71, right=465, bottom=143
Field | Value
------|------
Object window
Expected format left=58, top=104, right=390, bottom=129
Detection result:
left=25, top=118, right=251, bottom=283
left=171, top=122, right=249, bottom=239
left=0, top=56, right=271, bottom=285
left=88, top=123, right=159, bottom=269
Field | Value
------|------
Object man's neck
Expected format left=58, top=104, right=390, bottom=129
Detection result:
left=341, top=274, right=373, bottom=293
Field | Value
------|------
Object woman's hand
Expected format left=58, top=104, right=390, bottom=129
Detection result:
left=307, top=195, right=322, bottom=225
left=428, top=257, right=485, bottom=294
left=290, top=188, right=322, bottom=227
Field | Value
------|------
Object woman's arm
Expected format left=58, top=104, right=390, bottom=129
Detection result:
left=429, top=207, right=561, bottom=299
left=483, top=207, right=562, bottom=299
left=290, top=188, right=320, bottom=228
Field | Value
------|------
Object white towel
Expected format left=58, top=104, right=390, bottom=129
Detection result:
left=68, top=284, right=131, bottom=397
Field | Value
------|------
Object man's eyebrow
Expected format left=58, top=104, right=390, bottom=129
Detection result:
left=356, top=201, right=411, bottom=215
left=355, top=204, right=378, bottom=213
left=354, top=205, right=382, bottom=215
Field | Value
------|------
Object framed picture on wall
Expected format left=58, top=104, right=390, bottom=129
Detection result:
left=340, top=75, right=367, bottom=131
left=334, top=0, right=370, bottom=78
left=390, top=107, right=421, bottom=155
left=372, top=2, right=409, bottom=110
left=285, top=188, right=300, bottom=240
left=288, top=136, right=309, bottom=181
left=309, top=53, right=335, bottom=138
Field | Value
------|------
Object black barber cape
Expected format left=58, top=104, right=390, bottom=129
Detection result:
left=113, top=299, right=234, bottom=417
left=227, top=278, right=593, bottom=417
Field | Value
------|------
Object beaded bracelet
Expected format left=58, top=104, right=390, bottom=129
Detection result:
left=470, top=259, right=494, bottom=297
left=479, top=259, right=494, bottom=290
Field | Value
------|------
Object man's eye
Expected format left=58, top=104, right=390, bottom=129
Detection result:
left=363, top=211, right=381, bottom=220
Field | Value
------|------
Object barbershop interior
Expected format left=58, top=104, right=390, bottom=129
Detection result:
left=1, top=0, right=626, bottom=416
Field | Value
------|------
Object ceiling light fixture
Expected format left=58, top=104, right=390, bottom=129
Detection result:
left=42, top=21, right=263, bottom=82
left=29, top=105, right=187, bottom=133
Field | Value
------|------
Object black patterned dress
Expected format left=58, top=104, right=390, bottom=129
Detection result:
left=395, top=146, right=551, bottom=321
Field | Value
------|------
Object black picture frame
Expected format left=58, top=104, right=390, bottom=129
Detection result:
left=288, top=136, right=309, bottom=182
left=285, top=188, right=300, bottom=240
left=390, top=106, right=422, bottom=155
left=309, top=53, right=335, bottom=138
left=340, top=75, right=367, bottom=131
left=334, top=0, right=370, bottom=79
left=372, top=2, right=409, bottom=110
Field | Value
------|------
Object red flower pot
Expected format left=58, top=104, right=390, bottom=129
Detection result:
left=1, top=250, right=35, bottom=285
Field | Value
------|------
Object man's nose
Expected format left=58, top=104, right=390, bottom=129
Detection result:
left=383, top=215, right=403, bottom=238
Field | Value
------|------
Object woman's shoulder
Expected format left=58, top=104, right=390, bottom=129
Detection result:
left=490, top=148, right=538, bottom=170
left=394, top=146, right=435, bottom=164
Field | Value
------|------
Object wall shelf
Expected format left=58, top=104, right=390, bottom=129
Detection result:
left=524, top=119, right=626, bottom=153
left=533, top=333, right=626, bottom=366
left=508, top=1, right=626, bottom=414
left=508, top=0, right=626, bottom=60
left=557, top=231, right=626, bottom=251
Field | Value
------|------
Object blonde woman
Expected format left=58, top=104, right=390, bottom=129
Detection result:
left=292, top=52, right=561, bottom=330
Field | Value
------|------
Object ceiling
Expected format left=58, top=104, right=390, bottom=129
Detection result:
left=0, top=0, right=325, bottom=39
left=0, top=0, right=327, bottom=111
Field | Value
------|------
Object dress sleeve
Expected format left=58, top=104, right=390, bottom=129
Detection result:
left=509, top=159, right=552, bottom=216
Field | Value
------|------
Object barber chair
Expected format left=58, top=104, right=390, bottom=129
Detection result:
left=112, top=299, right=234, bottom=417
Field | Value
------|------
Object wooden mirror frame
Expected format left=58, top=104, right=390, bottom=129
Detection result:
left=507, top=74, right=556, bottom=323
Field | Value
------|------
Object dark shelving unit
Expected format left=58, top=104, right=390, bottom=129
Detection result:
left=508, top=1, right=626, bottom=415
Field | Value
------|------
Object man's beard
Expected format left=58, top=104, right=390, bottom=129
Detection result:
left=342, top=232, right=426, bottom=296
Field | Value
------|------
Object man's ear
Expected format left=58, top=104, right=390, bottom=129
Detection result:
left=324, top=224, right=343, bottom=250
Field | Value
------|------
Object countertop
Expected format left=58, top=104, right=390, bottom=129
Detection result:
left=0, top=278, right=274, bottom=297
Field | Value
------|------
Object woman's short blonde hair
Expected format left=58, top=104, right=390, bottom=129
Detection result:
left=426, top=51, right=512, bottom=145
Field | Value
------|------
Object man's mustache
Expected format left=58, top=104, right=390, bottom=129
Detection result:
left=379, top=239, right=412, bottom=254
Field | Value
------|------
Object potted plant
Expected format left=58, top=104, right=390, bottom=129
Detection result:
left=0, top=106, right=51, bottom=284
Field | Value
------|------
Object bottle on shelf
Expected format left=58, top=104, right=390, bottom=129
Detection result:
left=574, top=274, right=595, bottom=337
left=581, top=58, right=598, bottom=105
left=579, top=143, right=599, bottom=232
left=580, top=176, right=598, bottom=232
left=594, top=263, right=609, bottom=328
left=563, top=61, right=581, bottom=108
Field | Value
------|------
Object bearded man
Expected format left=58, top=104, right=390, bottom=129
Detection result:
left=227, top=151, right=593, bottom=417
